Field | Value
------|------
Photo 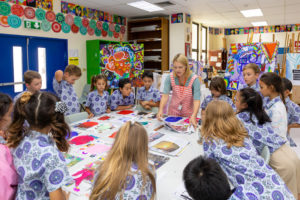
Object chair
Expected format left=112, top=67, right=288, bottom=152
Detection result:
left=260, top=146, right=270, bottom=164
left=65, top=112, right=88, bottom=124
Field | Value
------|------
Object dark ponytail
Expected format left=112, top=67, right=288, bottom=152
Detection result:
left=260, top=72, right=286, bottom=106
left=7, top=92, right=70, bottom=152
left=90, top=74, right=108, bottom=92
left=239, top=88, right=271, bottom=125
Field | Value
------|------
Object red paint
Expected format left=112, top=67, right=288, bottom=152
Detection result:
left=69, top=135, right=95, bottom=145
left=109, top=131, right=117, bottom=138
left=117, top=110, right=134, bottom=115
left=78, top=121, right=98, bottom=128
left=98, top=116, right=110, bottom=120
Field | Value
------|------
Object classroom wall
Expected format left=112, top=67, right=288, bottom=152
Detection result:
left=169, top=21, right=186, bottom=62
left=0, top=0, right=127, bottom=97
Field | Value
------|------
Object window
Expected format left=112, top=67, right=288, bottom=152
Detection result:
left=201, top=26, right=208, bottom=64
left=192, top=22, right=199, bottom=61
left=38, top=47, right=47, bottom=89
left=13, top=46, right=23, bottom=92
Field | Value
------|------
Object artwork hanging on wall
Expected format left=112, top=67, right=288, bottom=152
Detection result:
left=225, top=42, right=279, bottom=90
left=2, top=0, right=53, bottom=10
left=286, top=53, right=300, bottom=85
left=99, top=43, right=144, bottom=88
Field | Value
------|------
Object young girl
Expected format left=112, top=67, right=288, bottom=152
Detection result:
left=235, top=88, right=286, bottom=155
left=85, top=74, right=110, bottom=118
left=238, top=63, right=260, bottom=91
left=0, top=93, right=17, bottom=200
left=260, top=72, right=300, bottom=199
left=201, top=77, right=235, bottom=116
left=90, top=121, right=156, bottom=200
left=7, top=92, right=73, bottom=200
left=110, top=78, right=135, bottom=111
left=201, top=100, right=294, bottom=199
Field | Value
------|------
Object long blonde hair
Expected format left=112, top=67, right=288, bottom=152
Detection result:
left=201, top=100, right=248, bottom=148
left=90, top=121, right=156, bottom=200
left=173, top=53, right=192, bottom=79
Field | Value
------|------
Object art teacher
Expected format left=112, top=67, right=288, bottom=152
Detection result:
left=157, top=53, right=201, bottom=127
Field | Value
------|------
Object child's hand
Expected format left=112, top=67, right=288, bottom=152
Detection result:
left=88, top=113, right=94, bottom=118
left=55, top=70, right=64, bottom=82
left=145, top=105, right=151, bottom=110
left=106, top=108, right=111, bottom=113
left=128, top=105, right=133, bottom=109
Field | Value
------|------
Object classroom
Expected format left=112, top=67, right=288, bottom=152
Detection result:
left=0, top=0, right=300, bottom=200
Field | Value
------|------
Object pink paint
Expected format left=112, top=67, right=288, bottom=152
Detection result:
left=85, top=144, right=111, bottom=154
left=72, top=169, right=94, bottom=187
left=183, top=118, right=200, bottom=124
left=117, top=110, right=134, bottom=115
left=69, top=135, right=95, bottom=145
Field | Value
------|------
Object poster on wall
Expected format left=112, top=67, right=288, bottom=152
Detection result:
left=99, top=44, right=144, bottom=88
left=225, top=42, right=279, bottom=90
left=286, top=53, right=300, bottom=85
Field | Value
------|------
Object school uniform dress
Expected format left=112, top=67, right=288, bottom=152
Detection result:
left=85, top=90, right=109, bottom=116
left=264, top=96, right=300, bottom=198
left=201, top=94, right=235, bottom=111
left=238, top=82, right=260, bottom=92
left=110, top=89, right=134, bottom=111
left=285, top=97, right=300, bottom=147
left=12, top=130, right=73, bottom=200
left=53, top=78, right=80, bottom=116
left=203, top=137, right=295, bottom=199
left=237, top=112, right=286, bottom=155
left=228, top=185, right=260, bottom=200
left=0, top=136, right=17, bottom=200
left=136, top=86, right=160, bottom=113
left=163, top=73, right=201, bottom=117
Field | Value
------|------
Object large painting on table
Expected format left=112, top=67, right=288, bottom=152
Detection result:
left=225, top=42, right=279, bottom=90
left=99, top=43, right=144, bottom=88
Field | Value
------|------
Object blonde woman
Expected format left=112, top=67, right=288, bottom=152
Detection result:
left=157, top=54, right=201, bottom=127
left=201, top=100, right=294, bottom=199
left=90, top=121, right=156, bottom=200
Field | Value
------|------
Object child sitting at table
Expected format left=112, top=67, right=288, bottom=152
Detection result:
left=201, top=100, right=294, bottom=199
left=183, top=156, right=260, bottom=200
left=90, top=121, right=156, bottom=200
left=201, top=76, right=235, bottom=117
left=110, top=78, right=135, bottom=111
left=53, top=65, right=82, bottom=115
left=136, top=71, right=160, bottom=113
left=238, top=63, right=260, bottom=91
left=0, top=93, right=17, bottom=200
left=85, top=74, right=110, bottom=118
left=7, top=91, right=72, bottom=200
left=282, top=77, right=300, bottom=146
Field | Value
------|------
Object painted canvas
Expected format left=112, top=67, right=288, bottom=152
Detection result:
left=225, top=42, right=279, bottom=90
left=99, top=43, right=144, bottom=88
left=286, top=53, right=300, bottom=85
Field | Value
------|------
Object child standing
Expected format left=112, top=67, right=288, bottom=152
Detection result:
left=85, top=74, right=110, bottom=118
left=110, top=78, right=135, bottom=111
left=238, top=63, right=260, bottom=91
left=136, top=71, right=160, bottom=113
left=183, top=156, right=260, bottom=200
left=201, top=100, right=294, bottom=199
left=282, top=77, right=300, bottom=146
left=0, top=93, right=17, bottom=200
left=235, top=88, right=286, bottom=155
left=260, top=72, right=300, bottom=199
left=90, top=121, right=156, bottom=200
left=201, top=77, right=235, bottom=116
left=53, top=65, right=81, bottom=115
left=7, top=92, right=73, bottom=200
left=14, top=70, right=42, bottom=102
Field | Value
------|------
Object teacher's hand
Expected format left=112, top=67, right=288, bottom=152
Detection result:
left=157, top=110, right=163, bottom=121
left=190, top=115, right=198, bottom=129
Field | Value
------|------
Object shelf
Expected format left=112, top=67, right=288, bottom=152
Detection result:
left=129, top=38, right=162, bottom=43
left=128, top=30, right=161, bottom=40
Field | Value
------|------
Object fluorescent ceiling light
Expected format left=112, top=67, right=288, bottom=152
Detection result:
left=241, top=9, right=263, bottom=17
left=127, top=1, right=164, bottom=12
left=251, top=21, right=268, bottom=26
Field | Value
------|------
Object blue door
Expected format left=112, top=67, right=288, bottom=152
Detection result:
left=0, top=34, right=68, bottom=97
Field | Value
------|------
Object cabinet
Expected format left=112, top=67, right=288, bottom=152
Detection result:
left=127, top=17, right=169, bottom=72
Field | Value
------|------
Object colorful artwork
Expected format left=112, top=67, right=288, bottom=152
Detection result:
left=64, top=154, right=84, bottom=167
left=286, top=53, right=300, bottom=84
left=100, top=43, right=144, bottom=88
left=36, top=0, right=52, bottom=11
left=185, top=13, right=191, bottom=24
left=225, top=42, right=279, bottom=90
left=171, top=14, right=177, bottom=23
left=149, top=153, right=170, bottom=169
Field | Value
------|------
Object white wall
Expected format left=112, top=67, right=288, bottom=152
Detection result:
left=0, top=0, right=127, bottom=96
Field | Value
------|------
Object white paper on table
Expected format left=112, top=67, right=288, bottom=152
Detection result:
left=174, top=183, right=193, bottom=200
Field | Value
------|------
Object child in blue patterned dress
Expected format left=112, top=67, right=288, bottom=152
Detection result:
left=260, top=72, right=300, bottom=199
left=7, top=92, right=73, bottom=200
left=201, top=100, right=295, bottom=199
left=136, top=71, right=160, bottom=113
left=110, top=78, right=135, bottom=111
left=183, top=156, right=261, bottom=200
left=282, top=77, right=300, bottom=147
left=90, top=121, right=156, bottom=200
left=85, top=74, right=110, bottom=118
left=14, top=70, right=42, bottom=102
left=53, top=65, right=82, bottom=116
left=238, top=63, right=260, bottom=91
left=201, top=76, right=235, bottom=117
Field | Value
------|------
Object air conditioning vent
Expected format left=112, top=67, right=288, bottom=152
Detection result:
left=155, top=1, right=175, bottom=7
